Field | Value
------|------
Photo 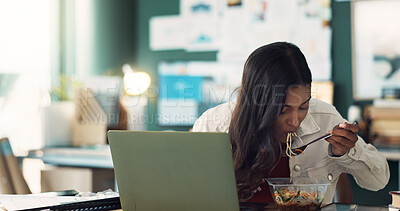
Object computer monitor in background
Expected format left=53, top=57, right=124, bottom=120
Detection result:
left=157, top=61, right=242, bottom=126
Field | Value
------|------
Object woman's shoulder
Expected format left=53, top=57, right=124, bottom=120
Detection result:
left=205, top=101, right=236, bottom=114
left=309, top=98, right=341, bottom=117
left=192, top=101, right=235, bottom=132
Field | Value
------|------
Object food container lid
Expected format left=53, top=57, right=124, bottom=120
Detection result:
left=266, top=178, right=330, bottom=187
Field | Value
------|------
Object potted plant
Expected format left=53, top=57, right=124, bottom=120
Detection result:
left=41, top=75, right=81, bottom=147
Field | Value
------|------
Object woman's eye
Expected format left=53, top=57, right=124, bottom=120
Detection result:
left=299, top=106, right=309, bottom=111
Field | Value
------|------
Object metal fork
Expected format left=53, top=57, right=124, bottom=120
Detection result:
left=289, top=133, right=333, bottom=156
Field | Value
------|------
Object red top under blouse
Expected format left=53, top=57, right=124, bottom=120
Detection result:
left=246, top=150, right=290, bottom=203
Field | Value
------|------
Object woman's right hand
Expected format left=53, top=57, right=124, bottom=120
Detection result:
left=326, top=122, right=359, bottom=156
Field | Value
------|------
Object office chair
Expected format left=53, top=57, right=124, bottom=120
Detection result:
left=0, top=137, right=31, bottom=194
left=335, top=173, right=353, bottom=203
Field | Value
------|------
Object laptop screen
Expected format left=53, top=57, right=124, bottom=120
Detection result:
left=108, top=131, right=240, bottom=211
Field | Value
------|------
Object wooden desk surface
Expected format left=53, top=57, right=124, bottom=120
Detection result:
left=239, top=202, right=388, bottom=210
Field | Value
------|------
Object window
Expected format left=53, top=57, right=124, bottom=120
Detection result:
left=0, top=0, right=56, bottom=154
left=352, top=0, right=400, bottom=99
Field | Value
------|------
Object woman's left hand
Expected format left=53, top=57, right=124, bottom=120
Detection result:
left=326, top=122, right=359, bottom=156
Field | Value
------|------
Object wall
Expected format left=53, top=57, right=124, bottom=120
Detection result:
left=331, top=1, right=353, bottom=118
left=135, top=0, right=216, bottom=131
left=331, top=1, right=373, bottom=117
left=85, top=0, right=137, bottom=76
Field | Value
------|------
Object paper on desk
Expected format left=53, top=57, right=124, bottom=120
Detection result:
left=0, top=194, right=75, bottom=210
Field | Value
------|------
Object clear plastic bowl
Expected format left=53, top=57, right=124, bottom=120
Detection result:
left=266, top=178, right=330, bottom=211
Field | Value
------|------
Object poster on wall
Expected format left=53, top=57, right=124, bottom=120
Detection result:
left=217, top=0, right=332, bottom=80
left=180, top=0, right=221, bottom=51
left=157, top=61, right=242, bottom=126
left=149, top=15, right=186, bottom=51
left=353, top=0, right=400, bottom=99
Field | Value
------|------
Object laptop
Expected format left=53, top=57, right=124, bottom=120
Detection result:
left=107, top=130, right=240, bottom=211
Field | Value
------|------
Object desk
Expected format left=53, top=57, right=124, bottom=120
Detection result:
left=26, top=146, right=115, bottom=192
left=27, top=146, right=113, bottom=169
left=239, top=202, right=389, bottom=210
left=378, top=148, right=400, bottom=190
left=378, top=148, right=400, bottom=161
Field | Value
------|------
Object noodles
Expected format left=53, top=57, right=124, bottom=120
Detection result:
left=285, top=132, right=297, bottom=182
left=285, top=132, right=297, bottom=157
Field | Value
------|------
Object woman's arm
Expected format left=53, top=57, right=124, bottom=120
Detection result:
left=320, top=101, right=390, bottom=191
left=329, top=134, right=390, bottom=191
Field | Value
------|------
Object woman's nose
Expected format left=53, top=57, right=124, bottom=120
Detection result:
left=286, top=112, right=300, bottom=127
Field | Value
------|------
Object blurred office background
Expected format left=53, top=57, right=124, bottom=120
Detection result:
left=0, top=0, right=400, bottom=205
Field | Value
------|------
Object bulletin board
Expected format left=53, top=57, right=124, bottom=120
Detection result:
left=148, top=0, right=333, bottom=126
left=352, top=0, right=400, bottom=100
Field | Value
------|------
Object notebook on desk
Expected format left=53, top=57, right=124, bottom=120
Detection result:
left=107, top=130, right=240, bottom=211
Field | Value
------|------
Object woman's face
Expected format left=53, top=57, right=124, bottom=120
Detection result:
left=277, top=85, right=311, bottom=143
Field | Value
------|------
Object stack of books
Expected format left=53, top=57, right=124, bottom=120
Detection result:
left=368, top=99, right=400, bottom=147
left=390, top=191, right=400, bottom=210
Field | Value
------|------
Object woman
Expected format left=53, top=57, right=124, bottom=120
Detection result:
left=192, top=42, right=389, bottom=204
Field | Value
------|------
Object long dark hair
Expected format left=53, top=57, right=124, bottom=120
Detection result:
left=229, top=42, right=312, bottom=200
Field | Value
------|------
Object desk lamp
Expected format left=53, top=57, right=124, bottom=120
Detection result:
left=121, top=64, right=151, bottom=131
left=122, top=64, right=151, bottom=96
